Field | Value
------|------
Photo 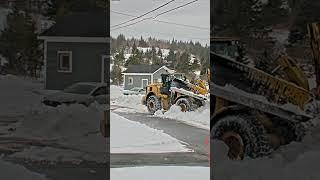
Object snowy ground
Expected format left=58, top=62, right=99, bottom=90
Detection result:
left=212, top=116, right=320, bottom=180
left=0, top=159, right=47, bottom=180
left=0, top=75, right=44, bottom=116
left=110, top=85, right=210, bottom=130
left=110, top=112, right=191, bottom=153
left=111, top=166, right=209, bottom=180
left=154, top=103, right=210, bottom=130
left=110, top=85, right=147, bottom=113
left=0, top=75, right=106, bottom=164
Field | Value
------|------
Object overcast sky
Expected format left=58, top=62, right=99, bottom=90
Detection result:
left=110, top=0, right=210, bottom=45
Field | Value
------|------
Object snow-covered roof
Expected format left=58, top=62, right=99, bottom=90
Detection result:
left=123, top=65, right=171, bottom=74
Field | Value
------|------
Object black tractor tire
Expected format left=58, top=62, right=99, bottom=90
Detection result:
left=146, top=95, right=162, bottom=114
left=175, top=98, right=193, bottom=112
left=211, top=114, right=272, bottom=159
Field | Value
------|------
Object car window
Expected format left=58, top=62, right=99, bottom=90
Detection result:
left=63, top=84, right=96, bottom=95
left=92, top=86, right=107, bottom=96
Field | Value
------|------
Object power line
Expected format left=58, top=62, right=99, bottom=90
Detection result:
left=154, top=0, right=198, bottom=19
left=111, top=0, right=176, bottom=28
left=111, top=10, right=208, bottom=30
left=111, top=0, right=199, bottom=31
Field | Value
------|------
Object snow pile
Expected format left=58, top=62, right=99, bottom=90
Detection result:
left=110, top=112, right=192, bottom=153
left=154, top=103, right=210, bottom=130
left=110, top=85, right=147, bottom=113
left=212, top=120, right=320, bottom=180
left=270, top=29, right=289, bottom=44
left=0, top=75, right=44, bottom=116
left=111, top=166, right=209, bottom=180
left=0, top=159, right=47, bottom=180
left=7, top=103, right=107, bottom=163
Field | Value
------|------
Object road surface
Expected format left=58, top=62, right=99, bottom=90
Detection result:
left=111, top=111, right=209, bottom=168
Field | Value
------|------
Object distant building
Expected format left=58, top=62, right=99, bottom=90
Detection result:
left=38, top=11, right=109, bottom=90
left=122, top=65, right=172, bottom=90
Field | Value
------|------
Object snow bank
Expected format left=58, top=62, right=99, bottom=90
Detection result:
left=111, top=166, right=209, bottom=180
left=110, top=85, right=147, bottom=113
left=0, top=159, right=47, bottom=180
left=0, top=75, right=44, bottom=116
left=11, top=103, right=106, bottom=154
left=110, top=112, right=192, bottom=153
left=7, top=103, right=107, bottom=163
left=154, top=103, right=210, bottom=130
left=212, top=121, right=320, bottom=180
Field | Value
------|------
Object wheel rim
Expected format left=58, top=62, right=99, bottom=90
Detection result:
left=179, top=104, right=187, bottom=112
left=148, top=101, right=155, bottom=109
left=221, top=131, right=244, bottom=160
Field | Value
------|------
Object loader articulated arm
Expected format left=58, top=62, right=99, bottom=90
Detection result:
left=308, top=23, right=320, bottom=96
left=275, top=55, right=310, bottom=90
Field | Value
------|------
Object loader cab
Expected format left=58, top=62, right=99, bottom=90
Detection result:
left=211, top=37, right=241, bottom=59
left=160, top=73, right=187, bottom=95
left=160, top=74, right=172, bottom=95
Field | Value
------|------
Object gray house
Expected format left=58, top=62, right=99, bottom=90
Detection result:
left=122, top=65, right=172, bottom=90
left=38, top=11, right=109, bottom=90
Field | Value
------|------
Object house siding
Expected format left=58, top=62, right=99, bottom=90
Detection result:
left=46, top=42, right=108, bottom=90
left=153, top=68, right=169, bottom=83
left=124, top=74, right=151, bottom=90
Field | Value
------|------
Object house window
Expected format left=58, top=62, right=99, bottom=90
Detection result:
left=128, top=77, right=133, bottom=85
left=57, top=51, right=72, bottom=72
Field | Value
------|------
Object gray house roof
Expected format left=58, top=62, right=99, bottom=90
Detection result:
left=40, top=11, right=108, bottom=37
left=123, top=65, right=167, bottom=74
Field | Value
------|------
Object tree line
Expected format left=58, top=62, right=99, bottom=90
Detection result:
left=111, top=34, right=209, bottom=85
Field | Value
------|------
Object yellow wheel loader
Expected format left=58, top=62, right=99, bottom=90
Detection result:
left=142, top=74, right=209, bottom=114
left=211, top=34, right=318, bottom=160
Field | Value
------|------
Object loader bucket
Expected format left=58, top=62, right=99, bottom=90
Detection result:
left=210, top=52, right=313, bottom=121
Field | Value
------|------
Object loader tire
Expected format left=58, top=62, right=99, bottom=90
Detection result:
left=146, top=95, right=161, bottom=114
left=211, top=114, right=272, bottom=160
left=175, top=98, right=193, bottom=112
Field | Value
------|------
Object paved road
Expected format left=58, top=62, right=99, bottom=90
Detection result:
left=0, top=109, right=209, bottom=179
left=5, top=157, right=109, bottom=180
left=111, top=111, right=209, bottom=167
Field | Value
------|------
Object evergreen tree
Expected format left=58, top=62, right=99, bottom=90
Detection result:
left=138, top=36, right=148, bottom=47
left=176, top=52, right=190, bottom=74
left=111, top=64, right=123, bottom=85
left=0, top=7, right=42, bottom=76
left=114, top=49, right=125, bottom=66
left=157, top=48, right=163, bottom=58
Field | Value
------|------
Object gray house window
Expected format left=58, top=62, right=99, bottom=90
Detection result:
left=128, top=77, right=133, bottom=85
left=57, top=51, right=72, bottom=72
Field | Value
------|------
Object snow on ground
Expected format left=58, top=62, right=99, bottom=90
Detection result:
left=211, top=117, right=320, bottom=180
left=9, top=103, right=107, bottom=162
left=111, top=85, right=210, bottom=129
left=270, top=29, right=289, bottom=44
left=0, top=75, right=106, bottom=163
left=110, top=85, right=147, bottom=113
left=154, top=103, right=210, bottom=130
left=110, top=112, right=192, bottom=153
left=0, top=75, right=44, bottom=116
left=0, top=159, right=47, bottom=180
left=111, top=166, right=209, bottom=180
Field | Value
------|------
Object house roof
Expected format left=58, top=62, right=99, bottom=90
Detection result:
left=40, top=11, right=108, bottom=37
left=123, top=65, right=168, bottom=74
